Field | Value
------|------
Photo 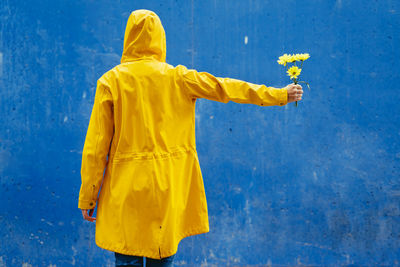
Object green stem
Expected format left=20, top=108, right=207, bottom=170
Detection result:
left=297, top=81, right=311, bottom=91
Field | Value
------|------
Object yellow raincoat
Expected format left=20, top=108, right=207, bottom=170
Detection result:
left=78, top=9, right=288, bottom=259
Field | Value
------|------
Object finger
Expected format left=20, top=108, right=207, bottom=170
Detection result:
left=86, top=209, right=96, bottom=222
left=87, top=216, right=96, bottom=222
left=83, top=212, right=96, bottom=222
left=82, top=210, right=88, bottom=219
left=81, top=210, right=95, bottom=222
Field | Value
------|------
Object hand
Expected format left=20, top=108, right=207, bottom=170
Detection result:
left=81, top=209, right=96, bottom=222
left=285, top=83, right=303, bottom=103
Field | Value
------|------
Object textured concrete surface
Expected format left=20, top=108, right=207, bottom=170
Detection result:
left=0, top=0, right=399, bottom=266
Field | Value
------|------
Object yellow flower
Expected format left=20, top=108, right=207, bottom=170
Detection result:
left=297, top=53, right=310, bottom=61
left=277, top=59, right=285, bottom=65
left=292, top=54, right=300, bottom=61
left=287, top=66, right=301, bottom=79
left=277, top=53, right=292, bottom=66
left=286, top=54, right=297, bottom=63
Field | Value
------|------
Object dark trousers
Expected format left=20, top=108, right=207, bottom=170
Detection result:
left=115, top=252, right=175, bottom=267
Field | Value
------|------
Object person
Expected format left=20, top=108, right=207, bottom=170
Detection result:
left=78, top=9, right=303, bottom=267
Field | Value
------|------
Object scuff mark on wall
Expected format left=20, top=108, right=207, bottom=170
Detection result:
left=334, top=0, right=342, bottom=9
left=71, top=246, right=77, bottom=265
left=0, top=52, right=3, bottom=78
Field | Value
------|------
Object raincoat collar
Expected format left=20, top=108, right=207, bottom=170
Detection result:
left=121, top=10, right=167, bottom=64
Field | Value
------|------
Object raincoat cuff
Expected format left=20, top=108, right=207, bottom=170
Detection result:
left=276, top=88, right=288, bottom=106
left=78, top=199, right=97, bottom=210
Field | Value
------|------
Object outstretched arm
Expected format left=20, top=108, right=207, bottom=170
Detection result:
left=176, top=65, right=290, bottom=106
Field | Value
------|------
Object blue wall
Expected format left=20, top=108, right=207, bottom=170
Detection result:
left=1, top=0, right=400, bottom=266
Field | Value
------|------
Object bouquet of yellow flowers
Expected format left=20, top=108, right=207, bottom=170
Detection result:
left=277, top=53, right=311, bottom=107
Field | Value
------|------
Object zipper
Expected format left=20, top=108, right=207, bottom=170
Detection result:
left=159, top=247, right=162, bottom=259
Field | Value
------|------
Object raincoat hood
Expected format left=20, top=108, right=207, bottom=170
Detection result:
left=121, top=10, right=166, bottom=63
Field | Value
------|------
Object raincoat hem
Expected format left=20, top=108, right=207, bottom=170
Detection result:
left=95, top=226, right=209, bottom=259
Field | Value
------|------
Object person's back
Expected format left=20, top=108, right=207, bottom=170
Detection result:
left=106, top=61, right=196, bottom=153
left=78, top=9, right=303, bottom=267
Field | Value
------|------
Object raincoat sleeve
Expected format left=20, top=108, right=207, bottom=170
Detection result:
left=78, top=76, right=114, bottom=210
left=176, top=65, right=287, bottom=106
